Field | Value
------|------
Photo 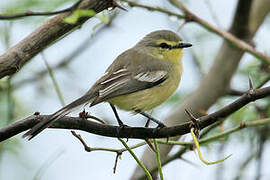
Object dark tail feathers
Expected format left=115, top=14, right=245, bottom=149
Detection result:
left=23, top=93, right=95, bottom=140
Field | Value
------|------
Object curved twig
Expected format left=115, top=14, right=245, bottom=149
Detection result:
left=0, top=0, right=83, bottom=20
left=122, top=0, right=270, bottom=64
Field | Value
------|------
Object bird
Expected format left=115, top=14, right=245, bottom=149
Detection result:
left=23, top=30, right=192, bottom=140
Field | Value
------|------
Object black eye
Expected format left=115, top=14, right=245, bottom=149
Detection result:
left=159, top=43, right=171, bottom=49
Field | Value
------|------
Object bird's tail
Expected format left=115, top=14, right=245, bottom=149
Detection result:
left=23, top=92, right=96, bottom=140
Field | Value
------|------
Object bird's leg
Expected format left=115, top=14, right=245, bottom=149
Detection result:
left=136, top=110, right=166, bottom=128
left=145, top=118, right=151, bottom=127
left=110, top=103, right=126, bottom=127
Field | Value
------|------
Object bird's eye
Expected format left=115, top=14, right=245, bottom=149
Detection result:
left=159, top=43, right=171, bottom=49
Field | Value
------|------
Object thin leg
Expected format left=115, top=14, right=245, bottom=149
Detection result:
left=136, top=110, right=166, bottom=128
left=145, top=118, right=150, bottom=127
left=110, top=103, right=124, bottom=126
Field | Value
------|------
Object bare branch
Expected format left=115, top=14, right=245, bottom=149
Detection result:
left=0, top=0, right=83, bottom=20
left=0, top=0, right=123, bottom=79
left=0, top=86, right=269, bottom=142
left=12, top=13, right=117, bottom=90
left=123, top=0, right=270, bottom=64
left=132, top=0, right=269, bottom=177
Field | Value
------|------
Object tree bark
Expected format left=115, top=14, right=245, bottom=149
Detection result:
left=0, top=0, right=115, bottom=78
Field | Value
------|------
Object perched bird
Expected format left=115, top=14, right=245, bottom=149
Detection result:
left=23, top=30, right=192, bottom=140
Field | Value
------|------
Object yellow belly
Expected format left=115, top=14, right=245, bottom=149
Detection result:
left=108, top=66, right=182, bottom=111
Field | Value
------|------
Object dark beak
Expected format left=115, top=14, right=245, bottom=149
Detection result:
left=172, top=42, right=192, bottom=49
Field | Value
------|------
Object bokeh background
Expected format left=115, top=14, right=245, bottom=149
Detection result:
left=0, top=0, right=270, bottom=179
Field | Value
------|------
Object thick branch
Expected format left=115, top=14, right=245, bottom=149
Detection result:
left=0, top=0, right=117, bottom=79
left=1, top=86, right=269, bottom=142
left=12, top=13, right=117, bottom=90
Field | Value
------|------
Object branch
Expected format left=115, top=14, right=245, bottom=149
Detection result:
left=0, top=0, right=122, bottom=79
left=123, top=0, right=270, bottom=64
left=136, top=116, right=270, bottom=180
left=169, top=0, right=270, bottom=64
left=0, top=0, right=83, bottom=20
left=132, top=0, right=269, bottom=177
left=12, top=12, right=117, bottom=90
left=1, top=86, right=269, bottom=142
left=227, top=74, right=270, bottom=96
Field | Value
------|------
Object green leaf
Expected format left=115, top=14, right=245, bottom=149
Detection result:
left=97, top=12, right=109, bottom=24
left=63, top=9, right=96, bottom=24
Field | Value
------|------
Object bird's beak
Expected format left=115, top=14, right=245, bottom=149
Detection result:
left=172, top=42, right=192, bottom=49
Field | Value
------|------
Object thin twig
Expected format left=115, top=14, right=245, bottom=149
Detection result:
left=13, top=12, right=117, bottom=90
left=168, top=0, right=270, bottom=64
left=33, top=148, right=65, bottom=180
left=153, top=139, right=164, bottom=180
left=228, top=74, right=270, bottom=96
left=136, top=117, right=270, bottom=179
left=118, top=138, right=153, bottom=180
left=204, top=0, right=223, bottom=29
left=113, top=152, right=121, bottom=173
left=122, top=0, right=270, bottom=64
left=0, top=0, right=83, bottom=20
left=71, top=130, right=149, bottom=174
left=257, top=75, right=270, bottom=88
left=190, top=128, right=232, bottom=165
left=71, top=130, right=118, bottom=152
left=41, top=53, right=65, bottom=106
left=0, top=0, right=121, bottom=78
left=233, top=153, right=256, bottom=180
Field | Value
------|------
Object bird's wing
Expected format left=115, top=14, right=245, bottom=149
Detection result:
left=90, top=49, right=171, bottom=106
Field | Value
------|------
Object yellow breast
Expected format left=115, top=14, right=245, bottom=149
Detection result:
left=108, top=64, right=182, bottom=111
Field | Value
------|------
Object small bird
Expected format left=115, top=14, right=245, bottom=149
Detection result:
left=23, top=30, right=192, bottom=140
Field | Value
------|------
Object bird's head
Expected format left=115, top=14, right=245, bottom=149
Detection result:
left=135, top=30, right=192, bottom=63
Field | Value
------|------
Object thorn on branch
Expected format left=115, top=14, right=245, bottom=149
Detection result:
left=247, top=75, right=257, bottom=99
left=248, top=75, right=254, bottom=90
left=185, top=109, right=200, bottom=139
